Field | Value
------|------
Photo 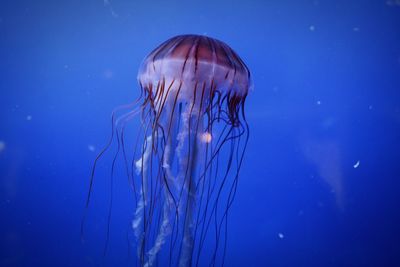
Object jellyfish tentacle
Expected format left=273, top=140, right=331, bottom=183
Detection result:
left=144, top=104, right=178, bottom=267
left=133, top=133, right=152, bottom=265
left=178, top=83, right=206, bottom=267
left=178, top=114, right=199, bottom=267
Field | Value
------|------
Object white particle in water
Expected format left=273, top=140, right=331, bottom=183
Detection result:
left=353, top=160, right=360, bottom=168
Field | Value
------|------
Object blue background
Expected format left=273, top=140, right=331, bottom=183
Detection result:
left=1, top=0, right=400, bottom=266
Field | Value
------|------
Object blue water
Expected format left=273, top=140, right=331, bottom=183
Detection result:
left=1, top=1, right=400, bottom=266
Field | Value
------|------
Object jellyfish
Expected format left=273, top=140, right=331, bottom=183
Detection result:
left=86, top=34, right=251, bottom=267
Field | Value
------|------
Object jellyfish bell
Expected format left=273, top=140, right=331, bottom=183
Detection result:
left=138, top=35, right=251, bottom=123
left=85, top=34, right=251, bottom=267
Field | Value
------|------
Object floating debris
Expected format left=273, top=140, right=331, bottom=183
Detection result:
left=88, top=145, right=96, bottom=152
left=278, top=233, right=284, bottom=239
left=26, top=115, right=32, bottom=121
left=353, top=160, right=360, bottom=168
left=309, top=25, right=315, bottom=31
